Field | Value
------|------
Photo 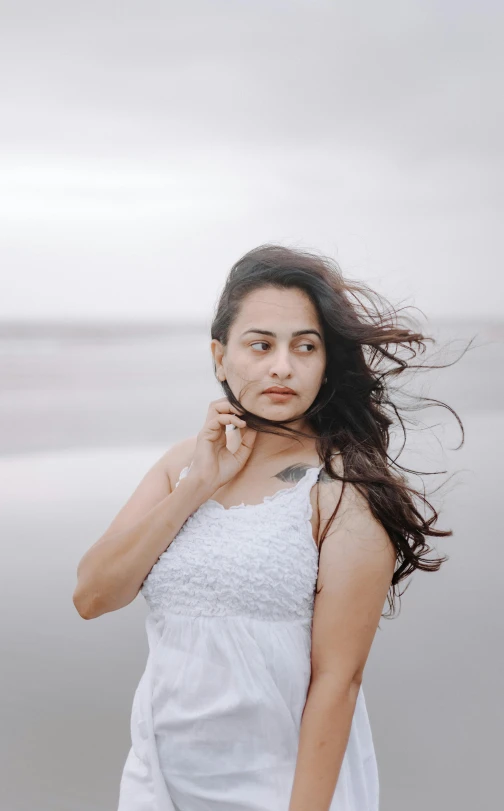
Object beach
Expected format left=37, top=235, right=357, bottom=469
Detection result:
left=1, top=319, right=502, bottom=810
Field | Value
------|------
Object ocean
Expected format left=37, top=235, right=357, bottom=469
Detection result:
left=0, top=318, right=502, bottom=810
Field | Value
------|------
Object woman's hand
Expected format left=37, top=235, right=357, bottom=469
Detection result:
left=187, top=397, right=258, bottom=496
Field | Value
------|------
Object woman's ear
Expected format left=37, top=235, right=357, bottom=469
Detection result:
left=210, top=339, right=226, bottom=382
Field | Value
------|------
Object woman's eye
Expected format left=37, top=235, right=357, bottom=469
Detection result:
left=250, top=342, right=315, bottom=352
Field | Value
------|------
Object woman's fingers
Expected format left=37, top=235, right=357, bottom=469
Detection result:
left=209, top=397, right=245, bottom=417
left=232, top=428, right=258, bottom=466
left=207, top=414, right=246, bottom=434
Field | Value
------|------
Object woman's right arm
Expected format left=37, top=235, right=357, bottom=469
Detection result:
left=73, top=397, right=256, bottom=620
left=72, top=437, right=210, bottom=620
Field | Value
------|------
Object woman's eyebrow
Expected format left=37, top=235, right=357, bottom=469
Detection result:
left=240, top=328, right=323, bottom=340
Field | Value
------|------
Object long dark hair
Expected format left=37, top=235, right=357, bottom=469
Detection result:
left=210, top=244, right=475, bottom=618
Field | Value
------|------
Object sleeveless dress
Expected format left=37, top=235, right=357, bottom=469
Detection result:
left=117, top=459, right=379, bottom=811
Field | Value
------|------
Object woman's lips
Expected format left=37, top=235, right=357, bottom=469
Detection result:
left=262, top=391, right=296, bottom=402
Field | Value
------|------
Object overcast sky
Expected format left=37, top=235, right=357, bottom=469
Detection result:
left=0, top=0, right=502, bottom=322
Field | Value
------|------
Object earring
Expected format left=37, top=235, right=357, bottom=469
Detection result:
left=323, top=376, right=327, bottom=384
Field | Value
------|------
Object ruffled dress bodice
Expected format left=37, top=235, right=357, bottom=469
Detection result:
left=117, top=460, right=379, bottom=811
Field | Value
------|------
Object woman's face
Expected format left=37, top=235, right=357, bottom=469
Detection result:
left=211, top=285, right=327, bottom=422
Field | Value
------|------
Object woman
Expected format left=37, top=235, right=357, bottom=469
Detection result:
left=73, top=244, right=466, bottom=811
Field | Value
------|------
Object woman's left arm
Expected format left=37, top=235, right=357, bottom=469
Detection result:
left=288, top=476, right=397, bottom=811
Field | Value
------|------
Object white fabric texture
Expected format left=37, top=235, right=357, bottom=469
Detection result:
left=117, top=459, right=379, bottom=811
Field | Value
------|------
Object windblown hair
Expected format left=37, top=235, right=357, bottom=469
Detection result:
left=210, top=244, right=474, bottom=619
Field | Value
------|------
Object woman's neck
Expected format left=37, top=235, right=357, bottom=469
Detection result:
left=228, top=422, right=319, bottom=467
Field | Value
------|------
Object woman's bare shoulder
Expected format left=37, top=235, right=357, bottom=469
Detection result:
left=316, top=452, right=346, bottom=519
left=316, top=452, right=395, bottom=563
left=162, top=435, right=198, bottom=489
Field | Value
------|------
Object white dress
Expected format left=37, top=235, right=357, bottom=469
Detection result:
left=117, top=460, right=379, bottom=811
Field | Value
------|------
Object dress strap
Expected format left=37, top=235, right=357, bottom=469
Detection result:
left=174, top=464, right=191, bottom=489
left=278, top=463, right=324, bottom=505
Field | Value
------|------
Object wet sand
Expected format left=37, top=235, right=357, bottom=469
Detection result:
left=0, top=322, right=501, bottom=810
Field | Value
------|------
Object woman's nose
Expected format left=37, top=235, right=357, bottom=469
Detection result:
left=268, top=350, right=293, bottom=378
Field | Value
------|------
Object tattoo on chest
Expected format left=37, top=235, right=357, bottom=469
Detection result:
left=274, top=464, right=334, bottom=485
left=274, top=464, right=315, bottom=483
